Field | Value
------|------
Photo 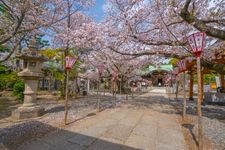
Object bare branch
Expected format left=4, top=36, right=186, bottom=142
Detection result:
left=180, top=0, right=225, bottom=40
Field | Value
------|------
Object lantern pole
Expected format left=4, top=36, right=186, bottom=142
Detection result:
left=97, top=73, right=101, bottom=112
left=175, top=75, right=179, bottom=101
left=64, top=57, right=76, bottom=125
left=182, top=71, right=186, bottom=120
left=197, top=56, right=203, bottom=150
left=178, top=60, right=187, bottom=120
left=188, top=32, right=205, bottom=150
left=126, top=79, right=128, bottom=100
left=104, top=78, right=106, bottom=96
left=64, top=69, right=69, bottom=125
left=120, top=78, right=122, bottom=94
left=114, top=78, right=117, bottom=107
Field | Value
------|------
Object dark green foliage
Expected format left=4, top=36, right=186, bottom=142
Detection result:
left=0, top=64, right=24, bottom=100
left=0, top=65, right=20, bottom=90
left=0, top=45, right=10, bottom=52
left=35, top=34, right=50, bottom=49
left=193, top=74, right=217, bottom=84
left=13, top=80, right=25, bottom=101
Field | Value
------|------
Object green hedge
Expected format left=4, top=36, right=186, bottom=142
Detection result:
left=0, top=65, right=25, bottom=101
left=13, top=80, right=25, bottom=101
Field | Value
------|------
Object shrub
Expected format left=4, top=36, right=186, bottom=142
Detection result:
left=13, top=80, right=25, bottom=101
left=0, top=65, right=20, bottom=91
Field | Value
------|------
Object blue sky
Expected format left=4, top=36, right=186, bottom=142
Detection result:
left=87, top=0, right=106, bottom=22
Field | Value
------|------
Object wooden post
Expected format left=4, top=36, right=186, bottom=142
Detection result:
left=64, top=70, right=69, bottom=125
left=103, top=78, right=106, bottom=96
left=197, top=57, right=203, bottom=150
left=220, top=74, right=224, bottom=88
left=131, top=84, right=134, bottom=99
left=175, top=78, right=179, bottom=101
left=126, top=80, right=128, bottom=100
left=97, top=79, right=100, bottom=111
left=200, top=72, right=204, bottom=102
left=189, top=72, right=194, bottom=100
left=183, top=72, right=186, bottom=120
left=114, top=81, right=117, bottom=107
left=111, top=79, right=113, bottom=94
left=87, top=79, right=90, bottom=94
left=120, top=79, right=122, bottom=94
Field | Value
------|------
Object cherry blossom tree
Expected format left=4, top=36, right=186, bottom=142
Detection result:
left=0, top=0, right=94, bottom=62
left=179, top=0, right=225, bottom=40
left=92, top=0, right=224, bottom=75
left=84, top=46, right=158, bottom=93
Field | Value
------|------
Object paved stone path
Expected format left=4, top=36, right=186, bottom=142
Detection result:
left=149, top=87, right=167, bottom=94
left=16, top=92, right=187, bottom=150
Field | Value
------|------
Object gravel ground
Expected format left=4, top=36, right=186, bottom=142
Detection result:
left=0, top=94, right=127, bottom=149
left=1, top=92, right=225, bottom=150
left=202, top=117, right=225, bottom=150
left=174, top=98, right=225, bottom=150
left=0, top=121, right=55, bottom=149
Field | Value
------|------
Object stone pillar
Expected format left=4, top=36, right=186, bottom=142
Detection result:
left=22, top=79, right=38, bottom=107
left=12, top=76, right=44, bottom=119
left=189, top=72, right=194, bottom=100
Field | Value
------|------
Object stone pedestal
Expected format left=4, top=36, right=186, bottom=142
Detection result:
left=11, top=37, right=47, bottom=120
left=12, top=76, right=45, bottom=119
left=12, top=105, right=44, bottom=120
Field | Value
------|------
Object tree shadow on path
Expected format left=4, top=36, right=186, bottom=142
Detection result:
left=0, top=121, right=142, bottom=150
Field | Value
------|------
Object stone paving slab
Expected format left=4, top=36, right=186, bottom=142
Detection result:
left=53, top=141, right=85, bottom=150
left=139, top=115, right=157, bottom=126
left=65, top=109, right=119, bottom=132
left=16, top=92, right=187, bottom=150
left=41, top=130, right=75, bottom=146
left=118, top=112, right=143, bottom=126
left=68, top=134, right=96, bottom=147
left=109, top=109, right=130, bottom=120
left=86, top=138, right=123, bottom=150
left=132, top=124, right=157, bottom=138
left=103, top=124, right=133, bottom=142
left=92, top=118, right=118, bottom=128
left=157, top=128, right=185, bottom=149
left=17, top=139, right=52, bottom=150
left=125, top=134, right=155, bottom=150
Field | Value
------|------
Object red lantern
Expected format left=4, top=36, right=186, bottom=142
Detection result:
left=187, top=32, right=206, bottom=57
left=65, top=56, right=76, bottom=69
left=173, top=67, right=179, bottom=76
left=177, top=59, right=187, bottom=73
left=97, top=64, right=105, bottom=76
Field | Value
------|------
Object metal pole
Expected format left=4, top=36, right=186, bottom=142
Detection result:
left=183, top=72, right=186, bottom=120
left=197, top=56, right=203, bottom=150
left=64, top=69, right=69, bottom=125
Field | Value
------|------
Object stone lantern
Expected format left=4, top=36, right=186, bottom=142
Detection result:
left=12, top=37, right=48, bottom=119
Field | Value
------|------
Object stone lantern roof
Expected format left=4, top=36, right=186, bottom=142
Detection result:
left=16, top=36, right=48, bottom=61
left=16, top=51, right=48, bottom=62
